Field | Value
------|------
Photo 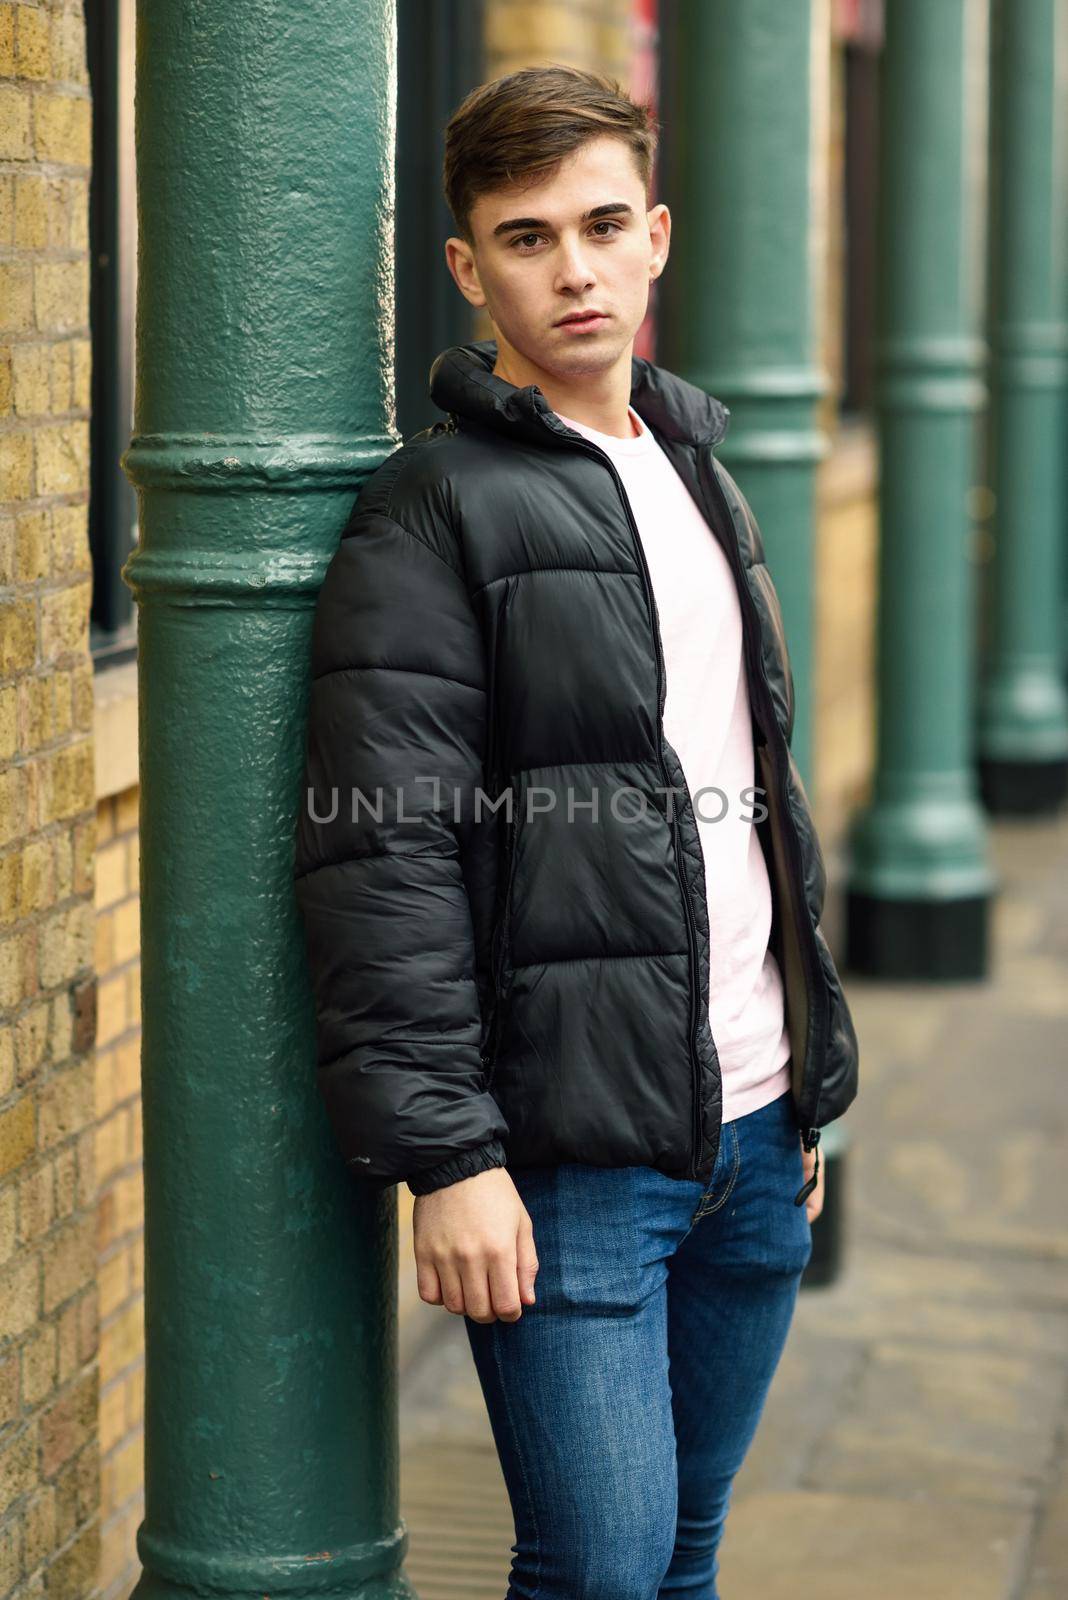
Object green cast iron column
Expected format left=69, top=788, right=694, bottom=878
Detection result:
left=977, top=0, right=1068, bottom=813
left=657, top=2, right=849, bottom=1287
left=846, top=0, right=996, bottom=979
left=657, top=0, right=828, bottom=786
left=120, top=3, right=415, bottom=1596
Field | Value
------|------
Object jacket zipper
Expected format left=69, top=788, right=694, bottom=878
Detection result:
left=549, top=431, right=709, bottom=1181
left=695, top=443, right=827, bottom=1164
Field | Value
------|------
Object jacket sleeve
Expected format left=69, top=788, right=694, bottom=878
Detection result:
left=293, top=499, right=510, bottom=1196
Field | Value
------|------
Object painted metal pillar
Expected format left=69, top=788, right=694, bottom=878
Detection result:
left=977, top=0, right=1068, bottom=813
left=657, top=1, right=850, bottom=1286
left=120, top=3, right=415, bottom=1596
left=846, top=0, right=996, bottom=979
left=657, top=0, right=829, bottom=787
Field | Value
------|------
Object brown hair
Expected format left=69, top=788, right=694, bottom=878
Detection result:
left=443, top=63, right=659, bottom=245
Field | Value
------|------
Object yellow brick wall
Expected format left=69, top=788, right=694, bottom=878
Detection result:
left=92, top=787, right=142, bottom=1597
left=1, top=1, right=101, bottom=1593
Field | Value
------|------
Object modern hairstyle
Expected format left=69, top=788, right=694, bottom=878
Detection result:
left=443, top=63, right=660, bottom=244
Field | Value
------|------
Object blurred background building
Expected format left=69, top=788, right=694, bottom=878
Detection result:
left=1, top=0, right=1065, bottom=1595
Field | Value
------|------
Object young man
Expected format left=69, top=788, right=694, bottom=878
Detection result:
left=295, top=63, right=859, bottom=1599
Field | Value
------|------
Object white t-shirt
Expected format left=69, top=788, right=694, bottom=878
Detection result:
left=554, top=402, right=792, bottom=1124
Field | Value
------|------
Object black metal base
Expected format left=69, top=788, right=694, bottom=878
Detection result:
left=977, top=755, right=1068, bottom=816
left=800, top=1145, right=845, bottom=1289
left=845, top=889, right=988, bottom=980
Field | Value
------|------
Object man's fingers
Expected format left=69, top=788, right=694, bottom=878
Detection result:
left=487, top=1250, right=524, bottom=1322
left=416, top=1260, right=443, bottom=1307
left=516, top=1215, right=539, bottom=1306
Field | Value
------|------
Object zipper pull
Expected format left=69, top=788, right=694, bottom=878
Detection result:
left=794, top=1128, right=820, bottom=1207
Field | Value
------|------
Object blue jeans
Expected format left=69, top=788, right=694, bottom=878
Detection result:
left=463, top=1086, right=813, bottom=1600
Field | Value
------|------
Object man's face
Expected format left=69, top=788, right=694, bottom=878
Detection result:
left=446, top=133, right=669, bottom=383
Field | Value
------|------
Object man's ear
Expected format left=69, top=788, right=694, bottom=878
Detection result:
left=445, top=236, right=487, bottom=310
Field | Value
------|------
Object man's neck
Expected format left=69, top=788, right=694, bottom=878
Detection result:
left=491, top=337, right=638, bottom=439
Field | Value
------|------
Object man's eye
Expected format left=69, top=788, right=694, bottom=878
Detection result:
left=591, top=220, right=621, bottom=237
left=512, top=233, right=542, bottom=250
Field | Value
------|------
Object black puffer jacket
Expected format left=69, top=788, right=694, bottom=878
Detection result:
left=294, top=338, right=859, bottom=1197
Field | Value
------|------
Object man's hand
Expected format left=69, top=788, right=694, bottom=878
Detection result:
left=801, top=1139, right=824, bottom=1224
left=413, top=1167, right=539, bottom=1324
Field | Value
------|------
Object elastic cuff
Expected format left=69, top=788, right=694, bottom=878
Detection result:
left=406, top=1138, right=510, bottom=1196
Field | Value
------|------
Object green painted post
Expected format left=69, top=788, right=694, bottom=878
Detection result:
left=120, top=2, right=415, bottom=1596
left=657, top=0, right=828, bottom=787
left=977, top=0, right=1068, bottom=812
left=657, top=2, right=851, bottom=1283
left=846, top=0, right=996, bottom=979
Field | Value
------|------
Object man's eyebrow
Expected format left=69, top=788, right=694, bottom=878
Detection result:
left=492, top=201, right=635, bottom=238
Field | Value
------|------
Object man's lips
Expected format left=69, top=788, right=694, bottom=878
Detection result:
left=555, top=311, right=609, bottom=329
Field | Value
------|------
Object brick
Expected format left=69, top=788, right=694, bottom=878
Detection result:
left=0, top=260, right=33, bottom=331
left=0, top=426, right=34, bottom=499
left=50, top=6, right=88, bottom=87
left=51, top=502, right=88, bottom=577
left=38, top=579, right=89, bottom=659
left=11, top=340, right=51, bottom=417
left=33, top=419, right=88, bottom=496
left=53, top=1140, right=74, bottom=1216
left=112, top=1035, right=139, bottom=1103
left=20, top=835, right=54, bottom=914
left=94, top=838, right=127, bottom=910
left=0, top=344, right=11, bottom=413
left=41, top=738, right=94, bottom=822
left=39, top=1366, right=96, bottom=1476
left=37, top=900, right=92, bottom=990
left=34, top=259, right=87, bottom=332
left=95, top=969, right=126, bottom=1048
left=0, top=684, right=16, bottom=760
left=31, top=87, right=90, bottom=166
left=0, top=845, right=18, bottom=925
left=97, top=1251, right=127, bottom=1323
left=95, top=1111, right=124, bottom=1185
left=95, top=1170, right=141, bottom=1251
left=70, top=333, right=89, bottom=407
left=0, top=1251, right=38, bottom=1339
left=23, top=1483, right=57, bottom=1575
left=16, top=502, right=51, bottom=577
left=0, top=6, right=14, bottom=75
left=98, top=1301, right=143, bottom=1388
left=37, top=1056, right=93, bottom=1151
left=0, top=1348, right=17, bottom=1423
left=0, top=1180, right=13, bottom=1261
left=50, top=1521, right=100, bottom=1600
left=0, top=596, right=36, bottom=674
left=113, top=786, right=138, bottom=836
left=70, top=814, right=93, bottom=892
left=14, top=3, right=50, bottom=79
left=12, top=168, right=47, bottom=247
left=21, top=1322, right=57, bottom=1406
left=0, top=81, right=32, bottom=160
left=0, top=1026, right=13, bottom=1094
left=0, top=1094, right=34, bottom=1177
left=19, top=1155, right=54, bottom=1241
left=0, top=173, right=12, bottom=243
left=111, top=897, right=139, bottom=966
left=18, top=671, right=55, bottom=753
left=48, top=985, right=71, bottom=1061
left=98, top=1373, right=125, bottom=1451
left=102, top=1433, right=142, bottom=1510
left=41, top=1213, right=94, bottom=1315
left=0, top=1417, right=36, bottom=1501
left=50, top=335, right=72, bottom=409
left=14, top=997, right=48, bottom=1078
left=78, top=1286, right=96, bottom=1366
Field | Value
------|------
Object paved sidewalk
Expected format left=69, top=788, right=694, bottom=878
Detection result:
left=398, top=806, right=1068, bottom=1599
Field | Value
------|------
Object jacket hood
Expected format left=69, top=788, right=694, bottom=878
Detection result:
left=428, top=337, right=730, bottom=450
